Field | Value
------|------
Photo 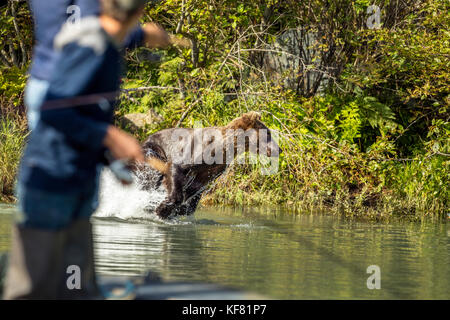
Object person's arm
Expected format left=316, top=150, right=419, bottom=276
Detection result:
left=123, top=26, right=145, bottom=49
left=42, top=43, right=144, bottom=162
left=40, top=44, right=110, bottom=151
left=142, top=23, right=171, bottom=48
left=125, top=23, right=171, bottom=49
left=41, top=108, right=110, bottom=152
left=74, top=0, right=170, bottom=49
left=103, top=125, right=144, bottom=162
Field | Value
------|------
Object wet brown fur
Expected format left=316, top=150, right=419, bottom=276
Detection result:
left=138, top=112, right=280, bottom=218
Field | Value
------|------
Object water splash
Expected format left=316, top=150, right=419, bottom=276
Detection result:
left=94, top=168, right=167, bottom=221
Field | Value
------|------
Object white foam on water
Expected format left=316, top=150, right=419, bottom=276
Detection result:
left=94, top=168, right=167, bottom=221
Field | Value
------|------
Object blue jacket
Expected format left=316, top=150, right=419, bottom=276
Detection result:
left=19, top=17, right=122, bottom=192
left=28, top=0, right=144, bottom=80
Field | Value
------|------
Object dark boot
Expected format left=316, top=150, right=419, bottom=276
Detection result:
left=0, top=252, right=8, bottom=296
left=58, top=218, right=102, bottom=299
left=3, top=220, right=102, bottom=300
left=3, top=225, right=65, bottom=299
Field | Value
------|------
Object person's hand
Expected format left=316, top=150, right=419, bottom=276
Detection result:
left=143, top=22, right=171, bottom=48
left=103, top=125, right=145, bottom=163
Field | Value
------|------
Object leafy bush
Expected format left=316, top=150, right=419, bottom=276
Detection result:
left=0, top=0, right=448, bottom=219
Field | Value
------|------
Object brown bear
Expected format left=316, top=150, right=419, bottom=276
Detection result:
left=135, top=111, right=281, bottom=219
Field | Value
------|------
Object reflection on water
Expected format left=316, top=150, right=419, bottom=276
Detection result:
left=0, top=204, right=15, bottom=253
left=92, top=207, right=449, bottom=299
left=1, top=204, right=449, bottom=299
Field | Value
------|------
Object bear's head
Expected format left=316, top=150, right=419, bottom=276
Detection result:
left=226, top=111, right=282, bottom=157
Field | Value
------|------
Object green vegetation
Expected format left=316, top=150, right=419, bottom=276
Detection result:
left=0, top=0, right=448, bottom=220
left=0, top=65, right=28, bottom=202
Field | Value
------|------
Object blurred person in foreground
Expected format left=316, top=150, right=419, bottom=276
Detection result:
left=25, top=0, right=169, bottom=130
left=4, top=0, right=160, bottom=299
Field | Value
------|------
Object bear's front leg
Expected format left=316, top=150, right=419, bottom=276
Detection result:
left=179, top=193, right=202, bottom=216
left=155, top=201, right=178, bottom=218
left=155, top=164, right=185, bottom=219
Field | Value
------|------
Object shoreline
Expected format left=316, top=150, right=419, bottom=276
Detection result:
left=1, top=191, right=447, bottom=222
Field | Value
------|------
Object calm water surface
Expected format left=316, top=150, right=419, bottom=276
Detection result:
left=0, top=203, right=448, bottom=299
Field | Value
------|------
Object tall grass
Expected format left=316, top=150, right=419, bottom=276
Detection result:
left=0, top=113, right=28, bottom=202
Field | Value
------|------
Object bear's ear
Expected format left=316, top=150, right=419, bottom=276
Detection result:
left=227, top=111, right=261, bottom=129
left=243, top=111, right=261, bottom=126
left=250, top=111, right=261, bottom=122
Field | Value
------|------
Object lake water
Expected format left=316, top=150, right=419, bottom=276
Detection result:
left=0, top=203, right=448, bottom=299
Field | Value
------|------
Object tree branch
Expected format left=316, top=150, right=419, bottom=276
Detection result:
left=9, top=0, right=27, bottom=67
